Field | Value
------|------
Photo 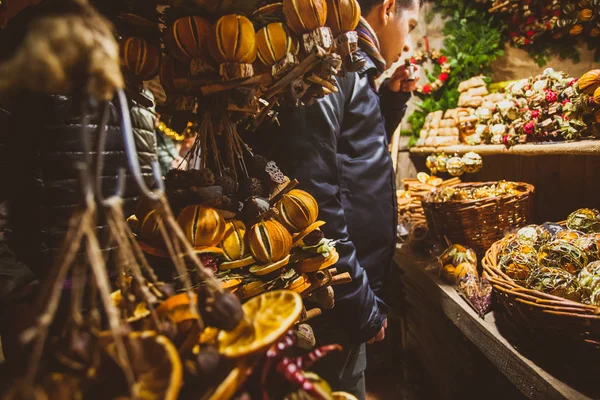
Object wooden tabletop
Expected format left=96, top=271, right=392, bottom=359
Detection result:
left=394, top=244, right=596, bottom=400
left=409, top=140, right=600, bottom=157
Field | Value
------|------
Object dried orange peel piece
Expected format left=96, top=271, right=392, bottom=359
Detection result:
left=218, top=290, right=302, bottom=358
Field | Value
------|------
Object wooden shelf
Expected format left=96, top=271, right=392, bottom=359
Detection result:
left=394, top=244, right=597, bottom=400
left=409, top=140, right=600, bottom=156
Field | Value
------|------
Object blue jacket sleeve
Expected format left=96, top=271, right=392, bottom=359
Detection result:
left=263, top=74, right=386, bottom=344
left=379, top=81, right=412, bottom=142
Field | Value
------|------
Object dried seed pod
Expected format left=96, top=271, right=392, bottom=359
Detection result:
left=121, top=36, right=161, bottom=81
left=209, top=14, right=257, bottom=64
left=164, top=16, right=212, bottom=62
left=199, top=290, right=244, bottom=331
left=325, top=0, right=361, bottom=36
left=283, top=0, right=328, bottom=35
left=295, top=324, right=317, bottom=350
left=256, top=22, right=299, bottom=66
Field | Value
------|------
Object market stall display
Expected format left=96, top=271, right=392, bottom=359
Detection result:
left=483, top=208, right=600, bottom=348
left=413, top=67, right=600, bottom=149
left=397, top=174, right=461, bottom=244
left=422, top=181, right=535, bottom=256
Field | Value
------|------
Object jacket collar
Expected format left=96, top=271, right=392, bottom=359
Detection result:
left=356, top=49, right=380, bottom=77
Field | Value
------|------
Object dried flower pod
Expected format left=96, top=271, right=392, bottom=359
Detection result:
left=248, top=220, right=293, bottom=263
left=276, top=189, right=319, bottom=233
left=256, top=22, right=299, bottom=66
left=177, top=205, right=226, bottom=249
left=209, top=14, right=257, bottom=64
left=283, top=0, right=328, bottom=35
left=325, top=0, right=361, bottom=36
left=567, top=208, right=600, bottom=233
left=164, top=16, right=212, bottom=62
left=121, top=37, right=161, bottom=81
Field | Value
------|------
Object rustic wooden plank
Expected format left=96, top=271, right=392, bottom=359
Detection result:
left=393, top=245, right=594, bottom=400
left=409, top=141, right=600, bottom=156
left=558, top=155, right=586, bottom=220
left=535, top=155, right=562, bottom=223
left=584, top=156, right=600, bottom=210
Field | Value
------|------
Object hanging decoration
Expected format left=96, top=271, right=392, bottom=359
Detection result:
left=487, top=0, right=600, bottom=64
left=405, top=38, right=452, bottom=95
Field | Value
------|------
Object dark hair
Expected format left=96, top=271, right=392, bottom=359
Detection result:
left=358, top=0, right=422, bottom=16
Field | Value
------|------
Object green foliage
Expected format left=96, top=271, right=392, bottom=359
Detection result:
left=406, top=1, right=505, bottom=142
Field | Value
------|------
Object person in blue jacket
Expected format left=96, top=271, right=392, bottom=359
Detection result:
left=252, top=0, right=422, bottom=398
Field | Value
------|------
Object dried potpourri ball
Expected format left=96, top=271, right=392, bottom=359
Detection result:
left=573, top=234, right=600, bottom=262
left=498, top=243, right=538, bottom=283
left=527, top=266, right=583, bottom=301
left=566, top=208, right=600, bottom=233
left=446, top=156, right=465, bottom=177
left=578, top=261, right=600, bottom=306
left=461, top=152, right=483, bottom=174
left=215, top=174, right=238, bottom=195
left=541, top=222, right=565, bottom=239
left=555, top=229, right=584, bottom=243
left=165, top=168, right=187, bottom=190
left=190, top=168, right=216, bottom=187
left=538, top=240, right=589, bottom=275
left=241, top=177, right=264, bottom=199
left=515, top=225, right=551, bottom=249
left=426, top=154, right=438, bottom=174
left=249, top=154, right=269, bottom=176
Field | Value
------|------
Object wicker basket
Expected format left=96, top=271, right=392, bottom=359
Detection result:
left=422, top=181, right=535, bottom=256
left=482, top=240, right=600, bottom=348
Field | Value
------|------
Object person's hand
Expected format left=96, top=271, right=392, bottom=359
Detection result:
left=367, top=319, right=388, bottom=344
left=386, top=64, right=420, bottom=93
left=171, top=156, right=186, bottom=170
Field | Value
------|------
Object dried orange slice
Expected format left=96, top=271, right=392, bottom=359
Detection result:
left=99, top=331, right=182, bottom=400
left=417, top=172, right=430, bottom=183
left=332, top=392, right=359, bottom=400
left=218, top=290, right=302, bottom=358
left=110, top=290, right=150, bottom=323
left=427, top=176, right=443, bottom=187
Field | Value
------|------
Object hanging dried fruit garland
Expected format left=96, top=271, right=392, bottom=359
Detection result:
left=117, top=0, right=360, bottom=316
